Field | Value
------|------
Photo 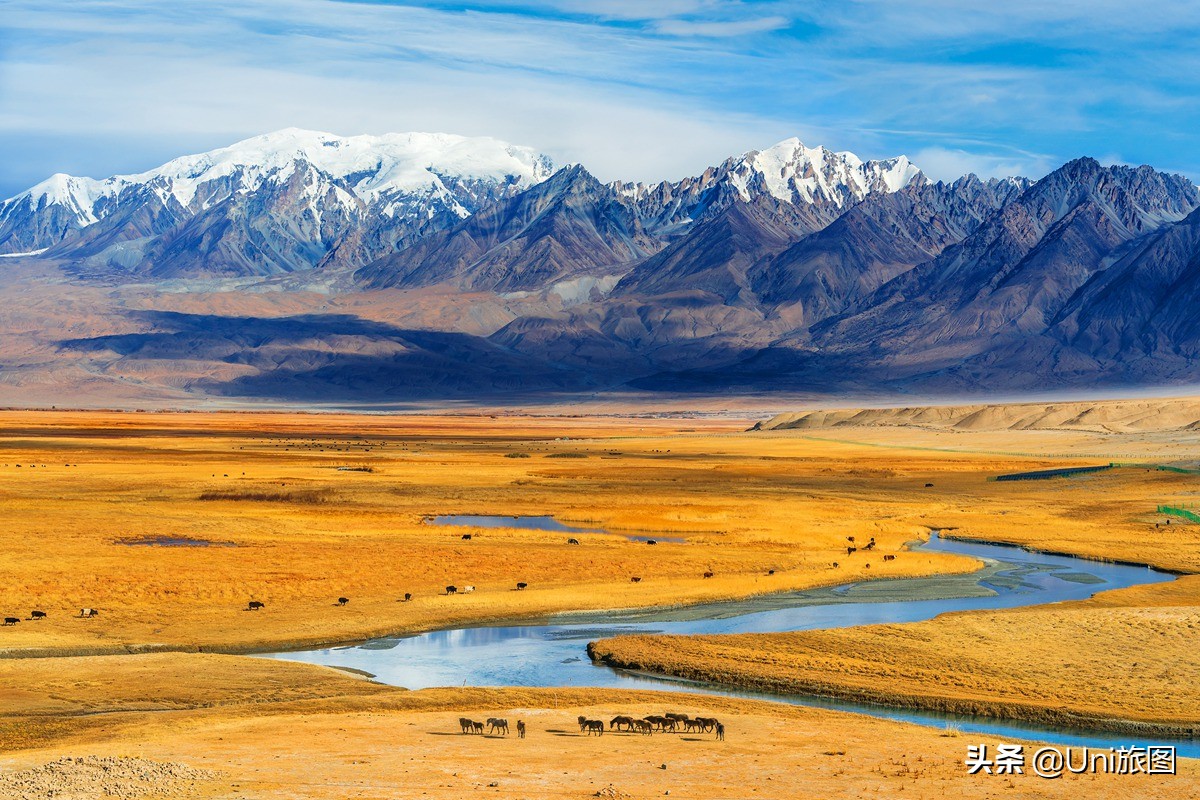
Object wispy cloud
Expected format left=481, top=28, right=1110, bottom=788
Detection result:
left=1, top=0, right=1198, bottom=196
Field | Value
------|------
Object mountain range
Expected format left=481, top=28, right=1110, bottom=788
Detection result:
left=1, top=128, right=1199, bottom=406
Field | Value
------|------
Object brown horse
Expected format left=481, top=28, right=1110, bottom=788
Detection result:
left=583, top=720, right=604, bottom=736
left=516, top=720, right=526, bottom=738
left=610, top=715, right=636, bottom=731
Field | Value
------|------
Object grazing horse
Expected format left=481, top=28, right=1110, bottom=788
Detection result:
left=578, top=715, right=589, bottom=731
left=630, top=577, right=641, bottom=583
left=702, top=571, right=714, bottom=578
left=2, top=617, right=17, bottom=626
left=683, top=719, right=703, bottom=733
left=488, top=718, right=509, bottom=735
left=695, top=717, right=720, bottom=732
left=446, top=585, right=458, bottom=595
left=643, top=715, right=669, bottom=731
left=665, top=712, right=689, bottom=724
left=470, top=721, right=485, bottom=734
left=461, top=534, right=472, bottom=540
left=403, top=593, right=412, bottom=601
left=516, top=720, right=526, bottom=738
left=246, top=601, right=263, bottom=611
left=715, top=722, right=725, bottom=740
left=610, top=715, right=636, bottom=731
left=460, top=717, right=473, bottom=734
left=81, top=607, right=100, bottom=617
left=633, top=719, right=654, bottom=735
left=29, top=610, right=46, bottom=620
left=516, top=582, right=527, bottom=590
left=337, top=597, right=349, bottom=606
left=583, top=720, right=604, bottom=736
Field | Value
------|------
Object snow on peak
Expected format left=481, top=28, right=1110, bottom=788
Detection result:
left=728, top=137, right=923, bottom=207
left=3, top=128, right=557, bottom=222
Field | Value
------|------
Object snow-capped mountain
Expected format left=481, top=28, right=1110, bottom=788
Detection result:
left=0, top=128, right=557, bottom=275
left=614, top=137, right=925, bottom=236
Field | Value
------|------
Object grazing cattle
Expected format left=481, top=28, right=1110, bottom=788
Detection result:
left=864, top=542, right=875, bottom=551
left=2, top=617, right=17, bottom=626
left=847, top=547, right=857, bottom=555
left=883, top=554, right=896, bottom=562
left=461, top=534, right=472, bottom=540
left=702, top=571, right=714, bottom=579
left=583, top=720, right=604, bottom=736
left=337, top=597, right=349, bottom=606
left=610, top=716, right=636, bottom=731
left=470, top=721, right=485, bottom=734
left=925, top=483, right=934, bottom=488
left=567, top=538, right=580, bottom=545
left=80, top=607, right=100, bottom=617
left=630, top=577, right=641, bottom=583
left=767, top=569, right=776, bottom=575
left=29, top=610, right=46, bottom=620
left=246, top=601, right=263, bottom=611
left=847, top=536, right=855, bottom=543
left=516, top=720, right=526, bottom=738
left=403, top=593, right=412, bottom=602
left=460, top=717, right=473, bottom=734
left=715, top=722, right=725, bottom=740
left=516, top=582, right=527, bottom=590
left=646, top=540, right=657, bottom=545
left=864, top=563, right=871, bottom=569
left=463, top=585, right=475, bottom=593
left=831, top=562, right=839, bottom=568
left=446, top=585, right=458, bottom=595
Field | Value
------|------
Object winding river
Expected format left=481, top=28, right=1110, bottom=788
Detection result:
left=263, top=532, right=1197, bottom=756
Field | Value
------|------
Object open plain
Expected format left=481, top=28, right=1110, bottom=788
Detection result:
left=0, top=402, right=1198, bottom=797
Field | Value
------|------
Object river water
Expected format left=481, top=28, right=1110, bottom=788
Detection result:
left=262, top=532, right=1196, bottom=755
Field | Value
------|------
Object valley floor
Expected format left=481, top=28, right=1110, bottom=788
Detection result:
left=0, top=406, right=1197, bottom=797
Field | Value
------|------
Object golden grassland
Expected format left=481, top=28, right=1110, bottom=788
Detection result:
left=0, top=410, right=995, bottom=656
left=1, top=408, right=1199, bottom=796
left=2, top=653, right=1195, bottom=800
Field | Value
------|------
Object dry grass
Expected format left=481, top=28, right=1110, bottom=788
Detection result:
left=0, top=653, right=1194, bottom=799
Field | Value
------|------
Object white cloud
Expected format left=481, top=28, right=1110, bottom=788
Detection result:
left=910, top=146, right=1054, bottom=182
left=654, top=16, right=789, bottom=37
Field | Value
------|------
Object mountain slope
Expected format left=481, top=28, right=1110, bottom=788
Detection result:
left=356, top=165, right=659, bottom=292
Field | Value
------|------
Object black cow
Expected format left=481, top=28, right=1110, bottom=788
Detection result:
left=29, top=610, right=46, bottom=620
left=630, top=576, right=641, bottom=583
left=567, top=538, right=580, bottom=545
left=80, top=608, right=99, bottom=617
left=446, top=585, right=458, bottom=595
left=516, top=582, right=527, bottom=590
left=403, top=593, right=412, bottom=602
left=2, top=617, right=17, bottom=626
left=246, top=601, right=265, bottom=611
left=461, top=534, right=472, bottom=540
left=337, top=597, right=349, bottom=606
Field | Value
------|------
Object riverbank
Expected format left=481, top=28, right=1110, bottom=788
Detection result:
left=588, top=574, right=1200, bottom=739
left=2, top=653, right=1194, bottom=799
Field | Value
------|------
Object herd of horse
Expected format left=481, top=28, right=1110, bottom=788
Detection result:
left=459, top=717, right=525, bottom=737
left=578, top=713, right=724, bottom=739
left=455, top=713, right=725, bottom=740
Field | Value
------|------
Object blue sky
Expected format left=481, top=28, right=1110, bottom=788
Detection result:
left=2, top=0, right=1199, bottom=197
